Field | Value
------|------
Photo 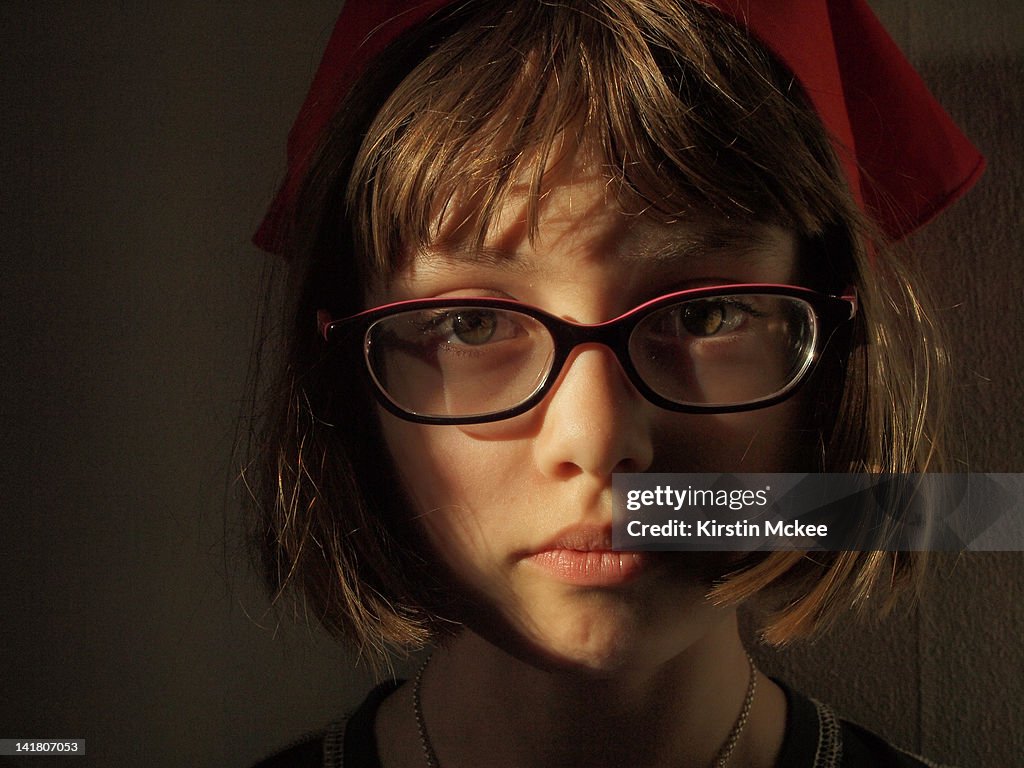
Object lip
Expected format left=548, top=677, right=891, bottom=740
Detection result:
left=522, top=525, right=646, bottom=586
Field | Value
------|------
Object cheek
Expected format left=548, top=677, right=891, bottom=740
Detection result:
left=379, top=413, right=534, bottom=577
left=651, top=397, right=812, bottom=473
left=381, top=417, right=525, bottom=507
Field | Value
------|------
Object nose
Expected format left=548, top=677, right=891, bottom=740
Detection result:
left=532, top=344, right=654, bottom=480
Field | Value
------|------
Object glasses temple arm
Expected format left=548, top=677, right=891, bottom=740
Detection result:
left=839, top=287, right=858, bottom=320
left=317, top=310, right=335, bottom=340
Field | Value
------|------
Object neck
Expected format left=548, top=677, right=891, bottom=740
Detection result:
left=404, top=615, right=785, bottom=768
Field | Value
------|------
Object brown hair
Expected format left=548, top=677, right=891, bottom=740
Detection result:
left=246, top=0, right=948, bottom=668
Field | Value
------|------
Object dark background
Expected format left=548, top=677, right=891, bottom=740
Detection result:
left=1, top=2, right=1021, bottom=766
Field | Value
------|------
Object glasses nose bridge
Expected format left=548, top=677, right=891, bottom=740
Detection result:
left=553, top=314, right=637, bottom=374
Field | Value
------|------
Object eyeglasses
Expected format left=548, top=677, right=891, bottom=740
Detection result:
left=319, top=284, right=857, bottom=425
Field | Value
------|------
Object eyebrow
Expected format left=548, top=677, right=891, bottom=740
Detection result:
left=413, top=223, right=789, bottom=272
left=626, top=223, right=786, bottom=265
left=410, top=244, right=539, bottom=276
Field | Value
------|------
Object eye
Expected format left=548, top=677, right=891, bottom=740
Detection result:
left=416, top=308, right=525, bottom=347
left=677, top=299, right=749, bottom=337
left=449, top=310, right=498, bottom=345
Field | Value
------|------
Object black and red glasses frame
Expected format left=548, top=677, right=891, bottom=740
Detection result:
left=319, top=284, right=858, bottom=425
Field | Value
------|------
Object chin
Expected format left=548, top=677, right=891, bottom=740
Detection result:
left=466, top=577, right=727, bottom=677
left=526, top=609, right=645, bottom=674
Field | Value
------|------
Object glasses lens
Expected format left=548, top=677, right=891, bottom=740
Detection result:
left=629, top=294, right=817, bottom=407
left=365, top=306, right=555, bottom=419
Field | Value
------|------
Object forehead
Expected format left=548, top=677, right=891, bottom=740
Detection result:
left=410, top=148, right=798, bottom=272
left=377, top=164, right=801, bottom=305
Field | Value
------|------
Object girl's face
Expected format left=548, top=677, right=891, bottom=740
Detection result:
left=373, top=155, right=810, bottom=672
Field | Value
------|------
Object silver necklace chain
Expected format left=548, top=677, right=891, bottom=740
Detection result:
left=712, top=652, right=758, bottom=768
left=412, top=655, right=440, bottom=768
left=412, top=652, right=757, bottom=768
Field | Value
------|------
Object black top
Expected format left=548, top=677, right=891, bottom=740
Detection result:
left=254, top=680, right=948, bottom=768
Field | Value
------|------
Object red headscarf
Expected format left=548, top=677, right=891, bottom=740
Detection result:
left=254, top=0, right=984, bottom=254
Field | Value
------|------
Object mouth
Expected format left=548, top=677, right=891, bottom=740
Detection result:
left=522, top=524, right=646, bottom=586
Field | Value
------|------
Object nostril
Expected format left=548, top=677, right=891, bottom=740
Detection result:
left=613, top=457, right=640, bottom=474
left=550, top=460, right=585, bottom=481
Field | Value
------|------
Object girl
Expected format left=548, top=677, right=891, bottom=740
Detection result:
left=247, top=1, right=983, bottom=766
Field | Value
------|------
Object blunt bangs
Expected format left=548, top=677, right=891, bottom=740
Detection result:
left=346, top=0, right=860, bottom=283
